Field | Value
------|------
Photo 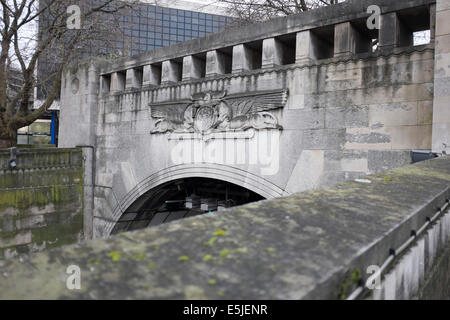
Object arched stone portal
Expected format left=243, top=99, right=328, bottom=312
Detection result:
left=105, top=163, right=288, bottom=236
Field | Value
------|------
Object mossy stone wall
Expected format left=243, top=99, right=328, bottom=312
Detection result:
left=0, top=148, right=84, bottom=259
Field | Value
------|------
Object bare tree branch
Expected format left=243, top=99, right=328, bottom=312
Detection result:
left=0, top=0, right=138, bottom=147
left=219, top=0, right=341, bottom=24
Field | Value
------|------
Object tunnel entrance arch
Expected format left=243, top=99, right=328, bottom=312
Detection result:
left=111, top=177, right=265, bottom=235
left=105, top=163, right=288, bottom=236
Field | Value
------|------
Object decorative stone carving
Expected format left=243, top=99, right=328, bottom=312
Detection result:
left=150, top=89, right=288, bottom=134
left=71, top=77, right=80, bottom=94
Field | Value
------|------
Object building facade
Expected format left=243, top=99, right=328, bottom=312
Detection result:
left=116, top=1, right=233, bottom=57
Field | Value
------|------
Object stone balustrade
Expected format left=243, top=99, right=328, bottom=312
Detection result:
left=98, top=0, right=436, bottom=93
left=0, top=148, right=82, bottom=171
left=0, top=148, right=84, bottom=260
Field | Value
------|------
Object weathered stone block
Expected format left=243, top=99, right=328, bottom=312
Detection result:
left=232, top=44, right=252, bottom=73
left=368, top=102, right=418, bottom=127
left=411, top=59, right=435, bottom=84
left=432, top=123, right=450, bottom=152
left=182, top=55, right=204, bottom=81
left=334, top=22, right=371, bottom=56
left=434, top=77, right=450, bottom=96
left=262, top=38, right=283, bottom=68
left=436, top=10, right=450, bottom=36
left=368, top=150, right=412, bottom=173
left=296, top=31, right=316, bottom=63
left=143, top=64, right=161, bottom=86
left=437, top=0, right=450, bottom=12
left=303, top=129, right=346, bottom=150
left=435, top=52, right=450, bottom=79
left=283, top=109, right=325, bottom=130
left=285, top=149, right=324, bottom=193
left=323, top=150, right=369, bottom=174
left=388, top=125, right=432, bottom=150
left=1, top=215, right=14, bottom=233
left=125, top=68, right=143, bottom=89
left=325, top=106, right=369, bottom=129
left=161, top=60, right=181, bottom=84
left=0, top=231, right=31, bottom=248
left=345, top=127, right=392, bottom=150
left=111, top=72, right=126, bottom=92
left=206, top=50, right=230, bottom=76
left=296, top=30, right=333, bottom=63
left=392, top=84, right=434, bottom=103
left=417, top=100, right=434, bottom=125
left=16, top=215, right=46, bottom=230
left=379, top=12, right=413, bottom=48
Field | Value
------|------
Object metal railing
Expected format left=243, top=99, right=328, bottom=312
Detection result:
left=347, top=197, right=450, bottom=300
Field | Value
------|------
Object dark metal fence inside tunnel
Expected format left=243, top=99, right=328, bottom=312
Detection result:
left=110, top=178, right=265, bottom=234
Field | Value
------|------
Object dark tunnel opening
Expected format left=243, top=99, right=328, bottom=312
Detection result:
left=111, top=178, right=265, bottom=234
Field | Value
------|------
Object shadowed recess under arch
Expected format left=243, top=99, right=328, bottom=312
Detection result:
left=110, top=177, right=266, bottom=234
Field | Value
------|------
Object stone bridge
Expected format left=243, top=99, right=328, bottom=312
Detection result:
left=58, top=0, right=449, bottom=239
left=1, top=156, right=449, bottom=299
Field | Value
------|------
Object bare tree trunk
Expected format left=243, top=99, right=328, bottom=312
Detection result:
left=0, top=0, right=133, bottom=150
left=0, top=136, right=15, bottom=148
left=0, top=123, right=17, bottom=147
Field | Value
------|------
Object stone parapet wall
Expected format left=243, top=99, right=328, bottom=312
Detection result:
left=0, top=148, right=84, bottom=259
left=0, top=156, right=448, bottom=299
